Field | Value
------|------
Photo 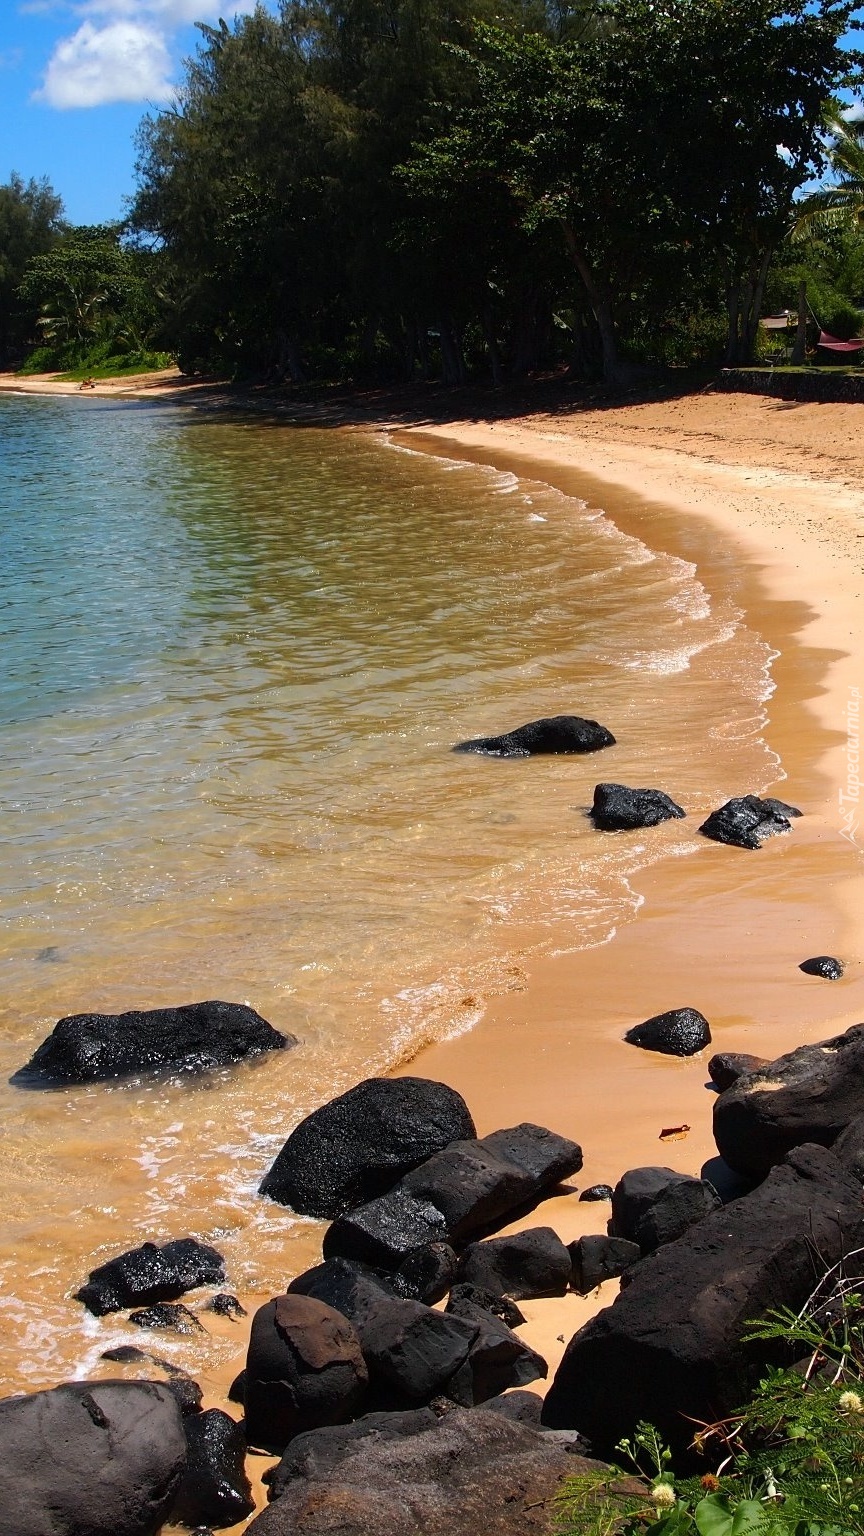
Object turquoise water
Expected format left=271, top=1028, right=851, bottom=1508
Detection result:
left=0, top=392, right=775, bottom=1390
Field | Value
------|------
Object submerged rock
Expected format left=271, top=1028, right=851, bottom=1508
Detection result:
left=0, top=1380, right=187, bottom=1536
left=590, top=784, right=685, bottom=832
left=259, top=1077, right=476, bottom=1218
left=76, top=1238, right=225, bottom=1316
left=799, top=955, right=844, bottom=980
left=454, top=715, right=615, bottom=758
left=13, top=1000, right=292, bottom=1086
left=624, top=1007, right=711, bottom=1057
left=129, top=1303, right=205, bottom=1335
left=699, top=795, right=800, bottom=850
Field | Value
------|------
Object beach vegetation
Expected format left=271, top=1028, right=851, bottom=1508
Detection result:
left=0, top=173, right=65, bottom=367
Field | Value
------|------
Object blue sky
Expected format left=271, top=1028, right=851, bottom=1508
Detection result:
left=0, top=0, right=271, bottom=225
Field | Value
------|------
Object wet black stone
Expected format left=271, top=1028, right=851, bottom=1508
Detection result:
left=590, top=784, right=685, bottom=832
left=799, top=955, right=844, bottom=980
left=207, top=1292, right=248, bottom=1319
left=172, top=1409, right=255, bottom=1528
left=624, top=1007, right=711, bottom=1057
left=76, top=1237, right=225, bottom=1316
left=128, top=1302, right=206, bottom=1334
left=454, top=715, right=615, bottom=758
left=446, top=1283, right=526, bottom=1330
left=579, top=1185, right=614, bottom=1202
left=699, top=795, right=800, bottom=850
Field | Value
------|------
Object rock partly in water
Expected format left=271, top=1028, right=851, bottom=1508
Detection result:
left=569, top=1236, right=641, bottom=1295
left=624, top=1008, right=711, bottom=1057
left=457, top=1228, right=572, bottom=1301
left=244, top=1295, right=369, bottom=1451
left=246, top=1405, right=606, bottom=1536
left=129, top=1303, right=205, bottom=1335
left=454, top=716, right=615, bottom=758
left=76, top=1238, right=225, bottom=1316
left=698, top=795, right=800, bottom=850
left=799, top=955, right=844, bottom=980
left=259, top=1077, right=476, bottom=1218
left=590, top=784, right=686, bottom=832
left=707, top=1053, right=768, bottom=1092
left=171, top=1408, right=255, bottom=1529
left=0, top=1379, right=187, bottom=1536
left=206, top=1292, right=248, bottom=1320
left=542, top=1145, right=864, bottom=1458
left=13, top=1000, right=292, bottom=1086
left=713, top=1023, right=864, bottom=1179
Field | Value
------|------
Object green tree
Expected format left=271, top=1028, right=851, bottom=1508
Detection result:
left=0, top=174, right=64, bottom=364
left=19, top=225, right=164, bottom=369
left=793, top=106, right=864, bottom=239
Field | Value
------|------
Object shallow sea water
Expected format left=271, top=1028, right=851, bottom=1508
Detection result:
left=0, top=393, right=777, bottom=1389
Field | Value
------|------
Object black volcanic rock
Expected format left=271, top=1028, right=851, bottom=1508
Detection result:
left=457, top=1228, right=572, bottom=1301
left=76, top=1238, right=225, bottom=1316
left=0, top=1380, right=187, bottom=1536
left=707, top=1053, right=768, bottom=1091
left=624, top=1007, right=711, bottom=1057
left=259, top=1077, right=475, bottom=1218
left=799, top=955, right=844, bottom=980
left=390, top=1242, right=459, bottom=1305
left=699, top=795, right=800, bottom=850
left=542, top=1145, right=864, bottom=1458
left=611, top=1168, right=721, bottom=1254
left=569, top=1235, right=641, bottom=1295
left=13, top=1000, right=291, bottom=1085
left=322, top=1187, right=449, bottom=1270
left=244, top=1295, right=369, bottom=1451
left=454, top=715, right=615, bottom=758
left=129, top=1303, right=205, bottom=1334
left=171, top=1408, right=255, bottom=1529
left=579, top=1185, right=614, bottom=1202
left=714, top=1022, right=864, bottom=1179
left=590, top=784, right=685, bottom=832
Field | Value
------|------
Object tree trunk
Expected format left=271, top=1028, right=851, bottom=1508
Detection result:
left=482, top=308, right=504, bottom=388
left=561, top=224, right=631, bottom=387
left=438, top=316, right=467, bottom=387
left=791, top=280, right=807, bottom=366
left=276, top=328, right=306, bottom=384
left=740, top=247, right=773, bottom=363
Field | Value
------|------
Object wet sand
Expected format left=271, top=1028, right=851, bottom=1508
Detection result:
left=6, top=374, right=864, bottom=1530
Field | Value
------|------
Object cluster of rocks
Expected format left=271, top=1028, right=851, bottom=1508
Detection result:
left=5, top=1022, right=864, bottom=1533
left=452, top=711, right=804, bottom=850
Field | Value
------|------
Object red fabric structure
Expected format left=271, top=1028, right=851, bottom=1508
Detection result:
left=817, top=331, right=864, bottom=352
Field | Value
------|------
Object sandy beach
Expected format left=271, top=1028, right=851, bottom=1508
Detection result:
left=4, top=371, right=864, bottom=1530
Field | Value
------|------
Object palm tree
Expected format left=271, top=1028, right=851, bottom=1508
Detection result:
left=793, top=106, right=864, bottom=239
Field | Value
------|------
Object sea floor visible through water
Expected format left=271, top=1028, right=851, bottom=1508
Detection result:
left=0, top=390, right=809, bottom=1394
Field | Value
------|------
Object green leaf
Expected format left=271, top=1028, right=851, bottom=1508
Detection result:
left=730, top=1500, right=770, bottom=1536
left=694, top=1493, right=735, bottom=1536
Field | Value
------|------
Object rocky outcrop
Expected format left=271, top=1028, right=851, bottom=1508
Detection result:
left=0, top=1380, right=187, bottom=1536
left=799, top=955, right=844, bottom=979
left=246, top=1406, right=607, bottom=1535
left=457, top=1228, right=572, bottom=1300
left=624, top=1008, right=711, bottom=1057
left=590, top=784, right=685, bottom=831
left=171, top=1408, right=255, bottom=1529
left=263, top=1409, right=439, bottom=1502
left=569, top=1236, right=641, bottom=1294
left=699, top=795, right=801, bottom=850
left=707, top=1053, right=768, bottom=1091
left=454, top=716, right=615, bottom=758
left=389, top=1242, right=459, bottom=1305
left=75, top=1238, right=225, bottom=1316
left=713, top=1022, right=864, bottom=1179
left=259, top=1078, right=476, bottom=1218
left=610, top=1167, right=721, bottom=1253
left=244, top=1295, right=369, bottom=1450
left=542, top=1145, right=864, bottom=1457
left=13, top=1000, right=291, bottom=1085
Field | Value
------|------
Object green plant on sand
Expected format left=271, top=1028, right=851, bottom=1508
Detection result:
left=556, top=1252, right=864, bottom=1536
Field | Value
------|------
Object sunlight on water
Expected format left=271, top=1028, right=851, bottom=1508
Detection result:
left=0, top=394, right=776, bottom=1389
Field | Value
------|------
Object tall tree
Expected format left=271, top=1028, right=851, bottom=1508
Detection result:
left=0, top=174, right=64, bottom=364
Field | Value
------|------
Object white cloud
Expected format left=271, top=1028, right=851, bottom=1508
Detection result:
left=35, top=18, right=175, bottom=107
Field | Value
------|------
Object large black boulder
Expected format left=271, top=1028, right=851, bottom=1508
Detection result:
left=287, top=1257, right=399, bottom=1317
left=389, top=1242, right=459, bottom=1305
left=443, top=1298, right=547, bottom=1405
left=713, top=1022, right=864, bottom=1179
left=454, top=715, right=615, bottom=758
left=799, top=955, right=844, bottom=980
left=321, top=1187, right=449, bottom=1270
left=245, top=1406, right=604, bottom=1535
left=610, top=1167, right=721, bottom=1253
left=76, top=1237, right=225, bottom=1316
left=707, top=1053, right=767, bottom=1091
left=0, top=1380, right=187, bottom=1536
left=624, top=1007, right=711, bottom=1057
left=698, top=795, right=801, bottom=850
left=542, top=1144, right=864, bottom=1458
left=590, top=784, right=685, bottom=832
left=171, top=1408, right=255, bottom=1529
left=259, top=1077, right=475, bottom=1218
left=13, top=1000, right=291, bottom=1085
left=833, top=1114, right=864, bottom=1182
left=264, top=1409, right=439, bottom=1502
left=244, top=1295, right=369, bottom=1451
left=457, top=1228, right=572, bottom=1300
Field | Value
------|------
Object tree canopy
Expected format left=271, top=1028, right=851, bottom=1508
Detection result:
left=0, top=174, right=64, bottom=364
